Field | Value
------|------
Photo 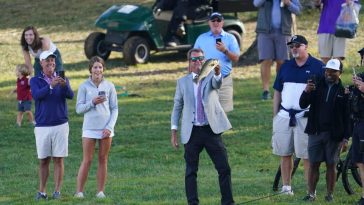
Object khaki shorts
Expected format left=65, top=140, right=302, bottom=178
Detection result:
left=218, top=74, right=233, bottom=113
left=34, top=122, right=69, bottom=159
left=318, top=33, right=346, bottom=58
left=272, top=115, right=308, bottom=159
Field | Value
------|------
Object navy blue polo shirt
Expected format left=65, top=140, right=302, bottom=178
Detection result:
left=273, top=55, right=325, bottom=118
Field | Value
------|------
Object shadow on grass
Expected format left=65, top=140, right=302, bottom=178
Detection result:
left=68, top=51, right=186, bottom=69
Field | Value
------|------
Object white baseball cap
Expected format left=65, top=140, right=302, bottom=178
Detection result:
left=39, top=50, right=57, bottom=61
left=324, top=59, right=342, bottom=71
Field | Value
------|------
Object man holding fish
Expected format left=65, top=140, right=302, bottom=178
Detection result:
left=171, top=48, right=235, bottom=205
left=194, top=12, right=240, bottom=113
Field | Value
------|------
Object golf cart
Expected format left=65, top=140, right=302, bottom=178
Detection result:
left=84, top=1, right=254, bottom=65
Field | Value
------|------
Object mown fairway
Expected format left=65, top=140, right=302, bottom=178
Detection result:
left=1, top=0, right=364, bottom=204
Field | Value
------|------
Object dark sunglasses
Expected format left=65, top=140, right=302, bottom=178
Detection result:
left=190, top=56, right=204, bottom=62
left=289, top=43, right=303, bottom=49
left=210, top=19, right=222, bottom=23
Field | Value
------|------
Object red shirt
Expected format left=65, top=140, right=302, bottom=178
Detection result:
left=17, top=76, right=32, bottom=101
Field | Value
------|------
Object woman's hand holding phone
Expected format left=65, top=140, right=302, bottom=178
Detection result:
left=93, top=91, right=106, bottom=105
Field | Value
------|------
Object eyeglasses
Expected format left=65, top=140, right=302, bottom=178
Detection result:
left=190, top=56, right=204, bottom=62
left=210, top=19, right=222, bottom=23
left=289, top=44, right=304, bottom=49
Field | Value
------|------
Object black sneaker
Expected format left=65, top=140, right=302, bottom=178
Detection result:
left=52, top=191, right=61, bottom=199
left=359, top=197, right=364, bottom=205
left=302, top=194, right=316, bottom=202
left=325, top=194, right=333, bottom=202
left=35, top=192, right=48, bottom=201
left=261, top=90, right=271, bottom=100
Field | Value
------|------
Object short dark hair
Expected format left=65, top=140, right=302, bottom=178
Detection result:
left=88, top=56, right=105, bottom=73
left=187, top=48, right=204, bottom=60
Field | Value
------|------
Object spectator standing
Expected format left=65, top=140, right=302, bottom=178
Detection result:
left=349, top=72, right=364, bottom=205
left=30, top=51, right=74, bottom=200
left=171, top=48, right=234, bottom=205
left=20, top=26, right=63, bottom=76
left=272, top=35, right=325, bottom=195
left=74, top=56, right=118, bottom=199
left=316, top=0, right=355, bottom=64
left=194, top=12, right=240, bottom=113
left=299, top=59, right=349, bottom=202
left=14, top=64, right=34, bottom=127
left=254, top=0, right=302, bottom=100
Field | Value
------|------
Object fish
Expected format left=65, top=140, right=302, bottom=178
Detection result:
left=194, top=59, right=219, bottom=83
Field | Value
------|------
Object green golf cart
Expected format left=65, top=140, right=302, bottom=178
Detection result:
left=84, top=1, right=254, bottom=65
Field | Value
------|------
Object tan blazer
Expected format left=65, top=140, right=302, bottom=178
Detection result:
left=171, top=72, right=232, bottom=144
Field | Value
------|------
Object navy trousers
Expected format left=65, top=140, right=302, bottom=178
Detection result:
left=184, top=125, right=234, bottom=205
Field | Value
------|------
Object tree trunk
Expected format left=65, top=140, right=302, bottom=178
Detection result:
left=238, top=38, right=258, bottom=66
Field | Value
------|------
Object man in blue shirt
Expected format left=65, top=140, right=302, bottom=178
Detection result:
left=254, top=0, right=302, bottom=100
left=272, top=35, right=325, bottom=195
left=30, top=51, right=74, bottom=201
left=194, top=12, right=240, bottom=113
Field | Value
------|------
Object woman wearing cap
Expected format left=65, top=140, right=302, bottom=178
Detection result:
left=74, top=56, right=118, bottom=199
left=20, top=25, right=63, bottom=76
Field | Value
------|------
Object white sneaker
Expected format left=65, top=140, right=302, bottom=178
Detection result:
left=280, top=186, right=294, bottom=196
left=96, top=191, right=106, bottom=198
left=74, top=192, right=84, bottom=198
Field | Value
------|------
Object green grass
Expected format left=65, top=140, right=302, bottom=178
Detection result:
left=1, top=0, right=364, bottom=204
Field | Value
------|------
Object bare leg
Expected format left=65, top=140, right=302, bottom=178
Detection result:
left=326, top=163, right=336, bottom=195
left=260, top=60, right=273, bottom=91
left=39, top=157, right=51, bottom=193
left=275, top=60, right=284, bottom=74
left=281, top=156, right=293, bottom=186
left=303, top=159, right=310, bottom=192
left=357, top=163, right=364, bottom=197
left=308, top=162, right=320, bottom=194
left=76, top=138, right=96, bottom=193
left=321, top=57, right=330, bottom=64
left=25, top=110, right=34, bottom=124
left=16, top=112, right=23, bottom=126
left=53, top=157, right=64, bottom=192
left=97, top=137, right=112, bottom=193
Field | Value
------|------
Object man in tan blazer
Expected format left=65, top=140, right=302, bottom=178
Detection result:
left=171, top=48, right=234, bottom=205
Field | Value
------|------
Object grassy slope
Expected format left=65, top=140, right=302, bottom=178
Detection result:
left=0, top=0, right=363, bottom=204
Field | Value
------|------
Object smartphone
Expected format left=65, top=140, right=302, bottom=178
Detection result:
left=98, top=91, right=106, bottom=97
left=216, top=38, right=221, bottom=44
left=308, top=74, right=317, bottom=85
left=57, top=71, right=65, bottom=79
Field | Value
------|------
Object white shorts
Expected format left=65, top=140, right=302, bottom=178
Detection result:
left=318, top=33, right=346, bottom=59
left=272, top=115, right=309, bottom=159
left=34, top=122, right=69, bottom=159
left=82, top=129, right=114, bottom=139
